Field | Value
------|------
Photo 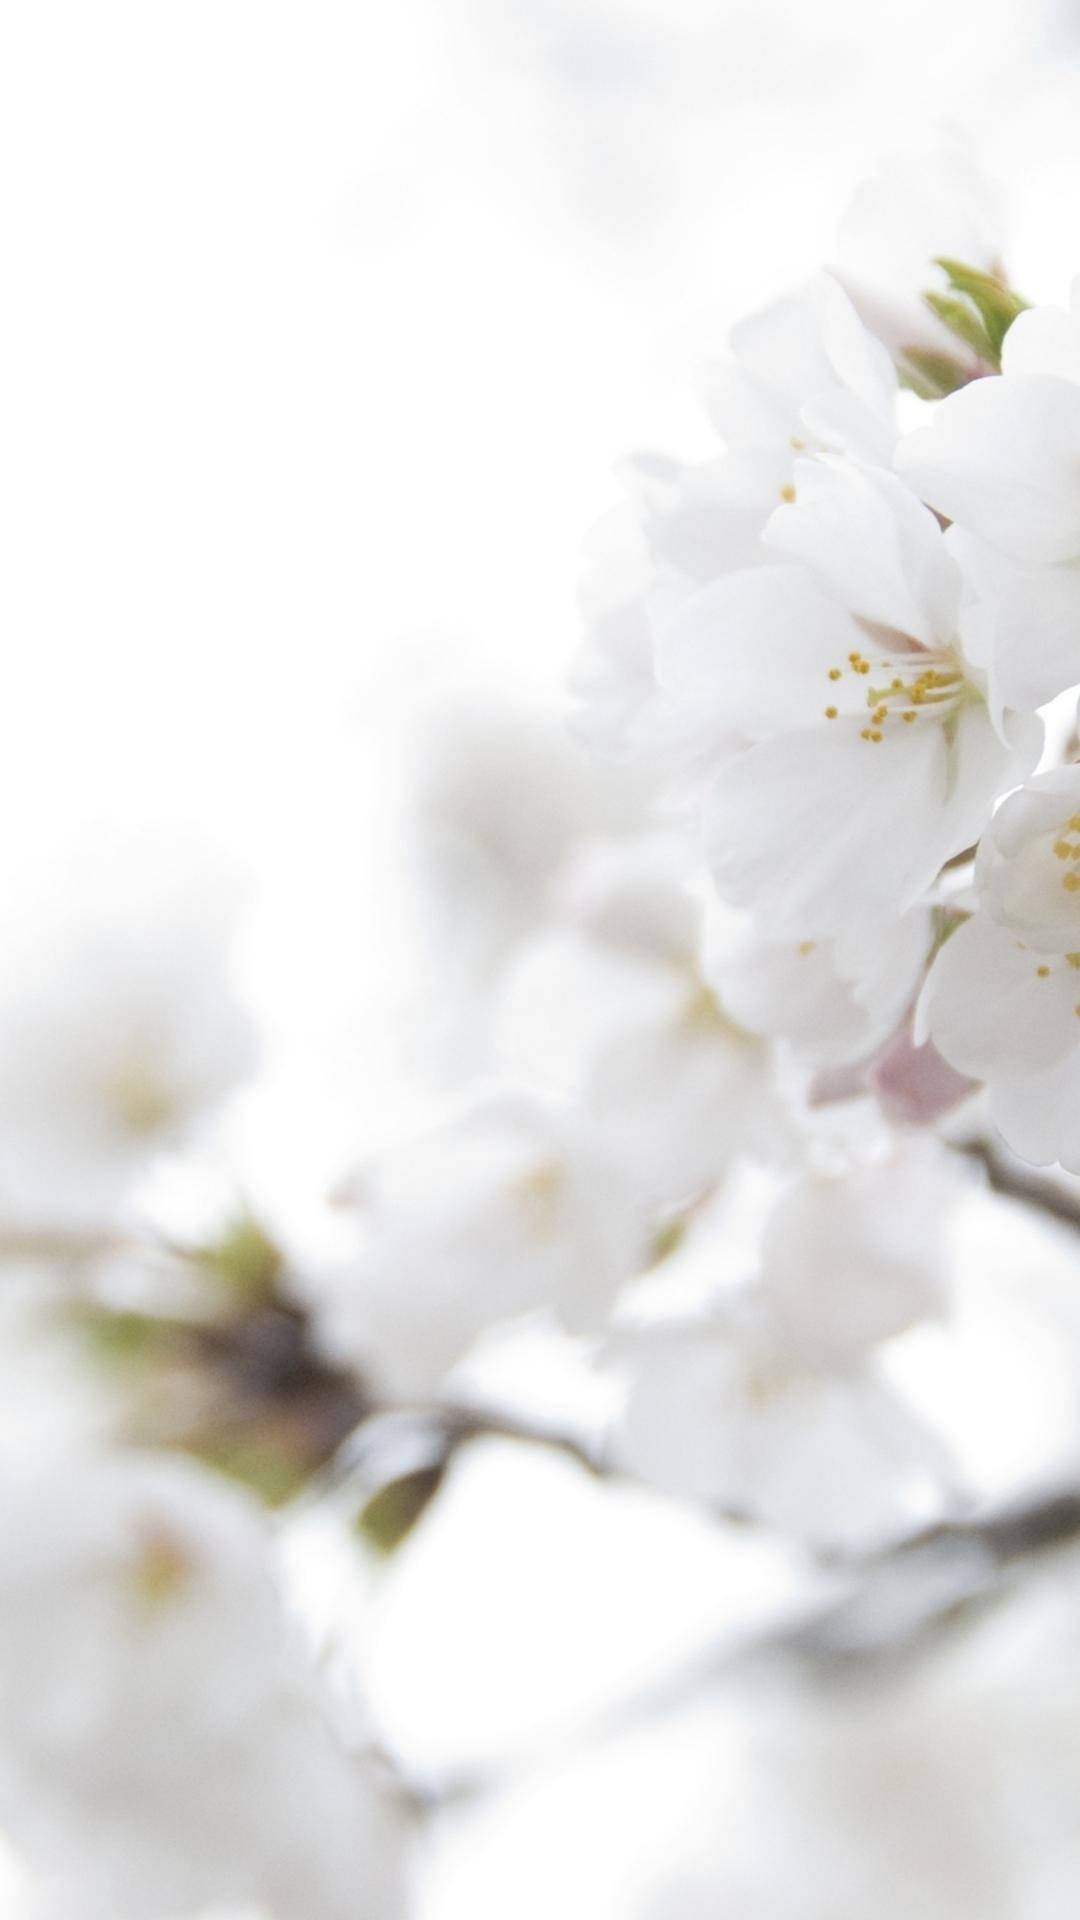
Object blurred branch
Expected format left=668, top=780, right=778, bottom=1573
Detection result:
left=959, top=1135, right=1080, bottom=1233
left=0, top=1226, right=130, bottom=1263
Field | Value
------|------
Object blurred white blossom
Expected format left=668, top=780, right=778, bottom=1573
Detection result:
left=305, top=1091, right=650, bottom=1402
left=0, top=836, right=256, bottom=1229
left=610, top=1152, right=957, bottom=1549
left=0, top=1447, right=405, bottom=1920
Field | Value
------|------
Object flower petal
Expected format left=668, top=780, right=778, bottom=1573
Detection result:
left=898, top=375, right=1080, bottom=566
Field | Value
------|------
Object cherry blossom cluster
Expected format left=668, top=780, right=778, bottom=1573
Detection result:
left=574, top=147, right=1080, bottom=1174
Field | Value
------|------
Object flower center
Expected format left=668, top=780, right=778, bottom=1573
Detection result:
left=821, top=644, right=978, bottom=744
left=103, top=1058, right=175, bottom=1137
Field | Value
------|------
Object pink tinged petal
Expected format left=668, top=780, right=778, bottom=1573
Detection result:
left=655, top=563, right=865, bottom=734
left=897, top=375, right=1080, bottom=566
left=868, top=1018, right=977, bottom=1126
left=807, top=1057, right=874, bottom=1104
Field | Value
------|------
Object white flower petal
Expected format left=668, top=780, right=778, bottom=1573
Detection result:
left=656, top=563, right=865, bottom=734
left=954, top=537, right=1080, bottom=713
left=708, top=910, right=931, bottom=1067
left=898, top=375, right=1080, bottom=565
left=760, top=1157, right=949, bottom=1366
left=923, top=913, right=1080, bottom=1078
left=1001, top=300, right=1080, bottom=384
left=765, top=460, right=959, bottom=646
left=704, top=719, right=975, bottom=937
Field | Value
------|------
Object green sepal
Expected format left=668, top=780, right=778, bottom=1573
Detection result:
left=898, top=347, right=974, bottom=400
left=934, top=258, right=1029, bottom=358
left=927, top=904, right=970, bottom=965
left=922, top=290, right=997, bottom=366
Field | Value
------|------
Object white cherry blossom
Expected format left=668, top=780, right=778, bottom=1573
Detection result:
left=898, top=283, right=1080, bottom=711
left=304, top=1091, right=649, bottom=1403
left=0, top=1447, right=405, bottom=1920
left=571, top=450, right=778, bottom=771
left=705, top=901, right=933, bottom=1068
left=573, top=275, right=896, bottom=770
left=921, top=769, right=1080, bottom=1170
left=657, top=459, right=1036, bottom=937
left=610, top=1154, right=955, bottom=1551
left=833, top=144, right=1007, bottom=374
left=706, top=270, right=897, bottom=469
left=407, top=691, right=655, bottom=1066
left=494, top=837, right=784, bottom=1208
left=0, top=835, right=257, bottom=1230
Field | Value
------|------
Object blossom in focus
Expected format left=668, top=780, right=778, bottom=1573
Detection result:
left=657, top=460, right=1036, bottom=936
left=898, top=283, right=1080, bottom=710
left=572, top=274, right=896, bottom=772
left=922, top=769, right=1080, bottom=1169
left=833, top=143, right=1006, bottom=379
left=705, top=270, right=897, bottom=469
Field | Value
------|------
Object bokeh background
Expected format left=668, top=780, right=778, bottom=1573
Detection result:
left=7, top=4, right=1080, bottom=1915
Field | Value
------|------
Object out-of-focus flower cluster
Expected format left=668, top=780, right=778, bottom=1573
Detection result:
left=11, top=142, right=1080, bottom=1920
